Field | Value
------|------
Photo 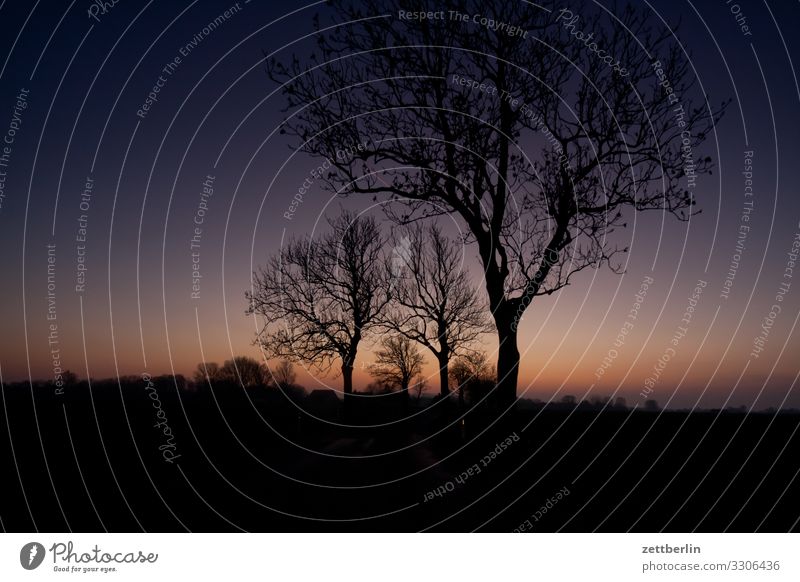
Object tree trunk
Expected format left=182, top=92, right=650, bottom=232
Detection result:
left=342, top=364, right=354, bottom=395
left=437, top=351, right=450, bottom=397
left=494, top=311, right=519, bottom=409
left=342, top=337, right=359, bottom=399
left=400, top=380, right=410, bottom=402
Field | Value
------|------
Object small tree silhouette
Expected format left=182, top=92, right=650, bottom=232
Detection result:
left=368, top=335, right=426, bottom=402
left=193, top=362, right=222, bottom=386
left=449, top=350, right=494, bottom=406
left=220, top=356, right=266, bottom=388
left=270, top=360, right=297, bottom=388
left=382, top=223, right=491, bottom=396
left=247, top=211, right=389, bottom=397
left=411, top=378, right=428, bottom=402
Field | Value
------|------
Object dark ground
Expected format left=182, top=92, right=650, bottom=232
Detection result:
left=1, top=377, right=798, bottom=532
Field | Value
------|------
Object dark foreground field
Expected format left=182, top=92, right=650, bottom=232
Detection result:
left=1, top=378, right=798, bottom=532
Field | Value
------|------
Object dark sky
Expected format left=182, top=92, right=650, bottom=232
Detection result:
left=0, top=0, right=799, bottom=409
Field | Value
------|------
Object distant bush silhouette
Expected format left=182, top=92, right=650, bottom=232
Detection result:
left=644, top=399, right=661, bottom=411
left=561, top=395, right=577, bottom=407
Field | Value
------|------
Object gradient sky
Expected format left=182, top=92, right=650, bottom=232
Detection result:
left=0, top=0, right=799, bottom=410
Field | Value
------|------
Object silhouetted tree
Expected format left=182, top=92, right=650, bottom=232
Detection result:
left=268, top=0, right=727, bottom=408
left=193, top=362, right=222, bottom=386
left=449, top=350, right=494, bottom=406
left=267, top=359, right=306, bottom=401
left=247, top=212, right=389, bottom=397
left=384, top=223, right=491, bottom=396
left=368, top=335, right=425, bottom=402
left=270, top=359, right=296, bottom=388
left=412, top=378, right=427, bottom=402
left=220, top=356, right=267, bottom=388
